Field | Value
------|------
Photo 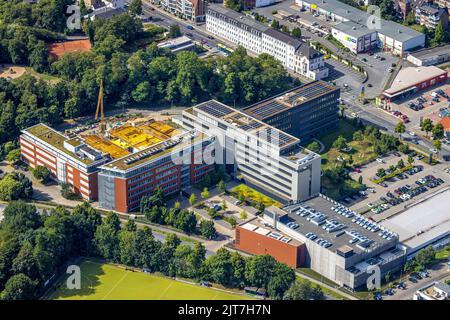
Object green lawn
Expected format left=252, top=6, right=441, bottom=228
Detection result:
left=47, top=260, right=251, bottom=300
left=435, top=246, right=450, bottom=260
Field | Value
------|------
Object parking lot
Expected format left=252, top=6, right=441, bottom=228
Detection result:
left=348, top=152, right=450, bottom=221
left=385, top=82, right=450, bottom=134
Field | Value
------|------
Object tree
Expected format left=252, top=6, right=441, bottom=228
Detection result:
left=200, top=220, right=217, bottom=239
left=217, top=180, right=226, bottom=193
left=415, top=245, right=435, bottom=268
left=174, top=210, right=197, bottom=234
left=188, top=193, right=197, bottom=206
left=420, top=118, right=433, bottom=137
left=201, top=248, right=233, bottom=285
left=221, top=200, right=228, bottom=212
left=271, top=20, right=280, bottom=29
left=306, top=141, right=321, bottom=153
left=407, top=155, right=414, bottom=165
left=200, top=187, right=210, bottom=199
left=94, top=212, right=121, bottom=262
left=129, top=0, right=143, bottom=16
left=1, top=274, right=36, bottom=300
left=284, top=279, right=323, bottom=300
left=267, top=263, right=295, bottom=299
left=169, top=24, right=181, bottom=38
left=291, top=27, right=302, bottom=38
left=118, top=229, right=136, bottom=266
left=0, top=173, right=33, bottom=201
left=32, top=165, right=51, bottom=183
left=376, top=168, right=386, bottom=178
left=434, top=140, right=442, bottom=154
left=332, top=135, right=347, bottom=150
left=240, top=210, right=248, bottom=220
left=432, top=123, right=444, bottom=140
left=434, top=21, right=444, bottom=45
left=5, top=149, right=21, bottom=164
left=134, top=227, right=160, bottom=271
left=245, top=255, right=277, bottom=289
left=281, top=25, right=290, bottom=33
left=395, top=121, right=406, bottom=139
left=397, top=159, right=404, bottom=169
left=404, top=11, right=415, bottom=26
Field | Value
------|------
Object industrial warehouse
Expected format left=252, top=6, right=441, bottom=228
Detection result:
left=235, top=194, right=406, bottom=289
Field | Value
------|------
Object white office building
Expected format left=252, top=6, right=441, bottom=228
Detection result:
left=206, top=5, right=329, bottom=80
left=182, top=100, right=322, bottom=202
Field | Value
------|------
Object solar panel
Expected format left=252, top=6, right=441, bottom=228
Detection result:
left=196, top=101, right=234, bottom=118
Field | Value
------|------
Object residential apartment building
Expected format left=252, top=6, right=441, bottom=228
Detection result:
left=182, top=100, right=322, bottom=202
left=206, top=4, right=329, bottom=80
left=435, top=0, right=450, bottom=17
left=415, top=4, right=449, bottom=29
left=162, top=0, right=207, bottom=22
left=243, top=81, right=340, bottom=142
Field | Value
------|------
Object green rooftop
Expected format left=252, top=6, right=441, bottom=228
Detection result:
left=24, top=124, right=93, bottom=165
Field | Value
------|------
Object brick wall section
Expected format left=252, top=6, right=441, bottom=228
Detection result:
left=235, top=226, right=305, bottom=268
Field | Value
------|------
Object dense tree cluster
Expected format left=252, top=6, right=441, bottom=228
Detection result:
left=0, top=172, right=33, bottom=201
left=0, top=201, right=303, bottom=300
left=140, top=187, right=212, bottom=236
left=0, top=8, right=294, bottom=153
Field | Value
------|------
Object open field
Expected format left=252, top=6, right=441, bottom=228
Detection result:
left=47, top=260, right=251, bottom=300
left=0, top=65, right=26, bottom=79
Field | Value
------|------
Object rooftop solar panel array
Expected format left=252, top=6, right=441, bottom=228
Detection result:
left=256, top=127, right=296, bottom=147
left=244, top=81, right=336, bottom=120
left=196, top=100, right=235, bottom=118
left=239, top=122, right=263, bottom=131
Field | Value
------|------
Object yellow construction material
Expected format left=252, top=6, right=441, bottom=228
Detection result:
left=83, top=134, right=130, bottom=159
left=109, top=124, right=161, bottom=150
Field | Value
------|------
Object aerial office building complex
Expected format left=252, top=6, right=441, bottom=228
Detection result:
left=205, top=4, right=329, bottom=80
left=20, top=119, right=215, bottom=211
left=237, top=194, right=406, bottom=289
left=182, top=100, right=322, bottom=203
left=243, top=81, right=340, bottom=141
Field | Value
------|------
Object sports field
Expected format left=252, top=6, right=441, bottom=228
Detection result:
left=47, top=260, right=251, bottom=300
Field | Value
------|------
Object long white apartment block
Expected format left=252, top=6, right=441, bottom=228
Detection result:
left=206, top=4, right=329, bottom=80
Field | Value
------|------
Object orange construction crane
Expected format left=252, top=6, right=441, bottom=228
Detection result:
left=95, top=79, right=105, bottom=133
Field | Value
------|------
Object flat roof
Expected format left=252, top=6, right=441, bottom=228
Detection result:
left=240, top=217, right=303, bottom=246
left=384, top=66, right=448, bottom=96
left=332, top=21, right=374, bottom=38
left=409, top=44, right=450, bottom=60
left=193, top=100, right=300, bottom=148
left=271, top=195, right=397, bottom=255
left=380, top=188, right=450, bottom=253
left=243, top=81, right=338, bottom=121
left=302, top=0, right=424, bottom=42
left=102, top=130, right=210, bottom=171
left=23, top=124, right=95, bottom=165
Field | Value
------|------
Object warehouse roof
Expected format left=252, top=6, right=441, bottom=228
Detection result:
left=266, top=194, right=397, bottom=255
left=380, top=188, right=450, bottom=254
left=384, top=66, right=448, bottom=96
left=408, top=44, right=450, bottom=60
left=332, top=21, right=374, bottom=38
left=302, top=0, right=424, bottom=42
